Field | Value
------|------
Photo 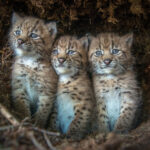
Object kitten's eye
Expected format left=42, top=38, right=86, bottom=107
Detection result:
left=14, top=30, right=21, bottom=36
left=67, top=50, right=76, bottom=55
left=95, top=50, right=103, bottom=57
left=52, top=49, right=59, bottom=55
left=111, top=49, right=120, bottom=54
left=30, top=33, right=39, bottom=39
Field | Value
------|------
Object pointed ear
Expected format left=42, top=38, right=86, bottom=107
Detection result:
left=80, top=34, right=94, bottom=51
left=122, top=33, right=133, bottom=48
left=46, top=22, right=57, bottom=38
left=12, top=12, right=21, bottom=24
left=80, top=36, right=89, bottom=51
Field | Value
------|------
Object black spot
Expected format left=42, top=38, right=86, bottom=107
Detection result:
left=66, top=81, right=71, bottom=84
left=74, top=87, right=78, bottom=90
left=77, top=121, right=80, bottom=124
left=63, top=91, right=69, bottom=94
left=72, top=93, right=77, bottom=96
left=79, top=92, right=84, bottom=95
left=15, top=80, right=20, bottom=83
left=82, top=106, right=86, bottom=110
left=77, top=109, right=80, bottom=113
left=100, top=80, right=105, bottom=83
left=85, top=98, right=90, bottom=101
left=102, top=107, right=105, bottom=111
left=128, top=107, right=132, bottom=111
left=88, top=109, right=91, bottom=112
left=71, top=96, right=75, bottom=100
left=34, top=67, right=38, bottom=71
left=21, top=74, right=26, bottom=77
left=80, top=112, right=83, bottom=115
left=77, top=97, right=81, bottom=101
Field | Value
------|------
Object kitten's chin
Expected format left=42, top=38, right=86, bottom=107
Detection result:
left=55, top=66, right=78, bottom=77
left=55, top=67, right=71, bottom=75
left=96, top=67, right=113, bottom=75
left=14, top=48, right=24, bottom=56
left=96, top=67, right=125, bottom=75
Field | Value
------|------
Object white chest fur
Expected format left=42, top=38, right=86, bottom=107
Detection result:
left=99, top=75, right=121, bottom=130
left=18, top=57, right=39, bottom=68
left=16, top=57, right=39, bottom=103
left=56, top=92, right=74, bottom=134
left=103, top=88, right=121, bottom=130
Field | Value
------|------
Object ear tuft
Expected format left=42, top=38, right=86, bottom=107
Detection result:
left=122, top=33, right=133, bottom=48
left=12, top=12, right=21, bottom=24
left=46, top=22, right=57, bottom=38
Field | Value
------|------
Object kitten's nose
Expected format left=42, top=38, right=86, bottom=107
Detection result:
left=58, top=57, right=66, bottom=64
left=17, top=38, right=24, bottom=45
left=104, top=59, right=112, bottom=65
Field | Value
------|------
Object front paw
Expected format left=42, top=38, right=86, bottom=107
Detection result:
left=32, top=115, right=46, bottom=128
left=114, top=125, right=129, bottom=134
left=66, top=129, right=85, bottom=141
left=98, top=126, right=110, bottom=134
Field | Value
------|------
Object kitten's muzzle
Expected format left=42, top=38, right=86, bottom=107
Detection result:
left=17, top=38, right=24, bottom=45
left=58, top=57, right=66, bottom=64
left=103, top=59, right=112, bottom=65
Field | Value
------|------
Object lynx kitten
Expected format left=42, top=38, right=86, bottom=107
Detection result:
left=50, top=35, right=94, bottom=140
left=88, top=33, right=141, bottom=133
left=9, top=13, right=57, bottom=127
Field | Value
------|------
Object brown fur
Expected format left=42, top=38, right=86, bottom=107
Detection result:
left=88, top=33, right=141, bottom=133
left=9, top=13, right=57, bottom=128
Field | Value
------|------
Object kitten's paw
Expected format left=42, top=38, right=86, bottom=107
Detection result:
left=113, top=125, right=129, bottom=134
left=66, top=129, right=85, bottom=141
left=98, top=126, right=110, bottom=134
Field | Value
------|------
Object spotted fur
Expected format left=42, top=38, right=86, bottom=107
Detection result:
left=9, top=13, right=58, bottom=128
left=50, top=35, right=94, bottom=140
left=88, top=33, right=141, bottom=133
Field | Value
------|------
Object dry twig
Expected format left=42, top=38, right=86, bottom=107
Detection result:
left=43, top=133, right=56, bottom=150
left=0, top=103, right=20, bottom=126
left=32, top=127, right=60, bottom=136
left=27, top=131, right=47, bottom=150
left=0, top=125, right=14, bottom=131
